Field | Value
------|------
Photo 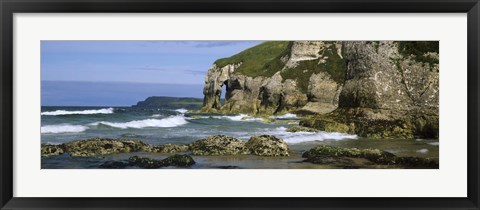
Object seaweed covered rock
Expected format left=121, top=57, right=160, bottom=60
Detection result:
left=160, top=154, right=196, bottom=167
left=300, top=108, right=438, bottom=139
left=245, top=135, right=289, bottom=156
left=303, top=145, right=438, bottom=168
left=127, top=155, right=195, bottom=169
left=143, top=144, right=190, bottom=153
left=189, top=135, right=249, bottom=155
left=41, top=144, right=65, bottom=157
left=63, top=138, right=147, bottom=157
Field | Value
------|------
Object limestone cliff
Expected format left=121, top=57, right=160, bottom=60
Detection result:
left=300, top=41, right=439, bottom=139
left=202, top=41, right=344, bottom=115
left=201, top=41, right=439, bottom=139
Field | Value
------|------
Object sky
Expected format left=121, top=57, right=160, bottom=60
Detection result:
left=41, top=41, right=262, bottom=106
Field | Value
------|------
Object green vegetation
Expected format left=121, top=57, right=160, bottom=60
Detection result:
left=397, top=41, right=439, bottom=69
left=133, top=96, right=203, bottom=109
left=214, top=41, right=292, bottom=77
left=280, top=42, right=345, bottom=93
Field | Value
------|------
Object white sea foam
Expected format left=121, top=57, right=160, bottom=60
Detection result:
left=428, top=142, right=439, bottom=146
left=90, top=115, right=188, bottom=129
left=151, top=114, right=163, bottom=117
left=175, top=108, right=188, bottom=114
left=41, top=124, right=89, bottom=134
left=41, top=108, right=114, bottom=116
left=417, top=148, right=429, bottom=154
left=269, top=113, right=298, bottom=119
left=213, top=114, right=263, bottom=121
left=240, top=126, right=357, bottom=143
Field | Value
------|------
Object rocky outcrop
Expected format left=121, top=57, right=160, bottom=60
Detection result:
left=189, top=135, right=249, bottom=155
left=245, top=135, right=289, bottom=156
left=300, top=41, right=439, bottom=139
left=201, top=41, right=344, bottom=115
left=62, top=138, right=147, bottom=157
left=41, top=144, right=65, bottom=157
left=100, top=154, right=196, bottom=169
left=143, top=144, right=190, bottom=153
left=41, top=136, right=293, bottom=158
left=201, top=41, right=439, bottom=139
left=302, top=145, right=438, bottom=169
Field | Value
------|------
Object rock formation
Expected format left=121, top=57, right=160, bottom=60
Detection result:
left=201, top=41, right=439, bottom=139
left=301, top=41, right=439, bottom=139
left=201, top=41, right=344, bottom=115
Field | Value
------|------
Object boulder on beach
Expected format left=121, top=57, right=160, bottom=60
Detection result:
left=62, top=138, right=147, bottom=157
left=41, top=144, right=65, bottom=157
left=100, top=154, right=196, bottom=169
left=189, top=135, right=249, bottom=155
left=143, top=144, right=190, bottom=153
left=302, top=145, right=438, bottom=168
left=245, top=135, right=289, bottom=156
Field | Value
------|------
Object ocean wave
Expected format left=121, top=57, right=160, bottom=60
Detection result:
left=261, top=127, right=357, bottom=144
left=90, top=115, right=188, bottom=129
left=175, top=108, right=188, bottom=114
left=151, top=114, right=163, bottom=117
left=213, top=114, right=263, bottom=122
left=41, top=108, right=114, bottom=116
left=41, top=124, right=89, bottom=134
left=269, top=113, right=298, bottom=119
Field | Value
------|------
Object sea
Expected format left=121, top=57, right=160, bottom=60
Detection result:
left=41, top=106, right=439, bottom=169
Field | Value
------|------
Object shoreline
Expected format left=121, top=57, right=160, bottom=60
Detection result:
left=41, top=135, right=439, bottom=169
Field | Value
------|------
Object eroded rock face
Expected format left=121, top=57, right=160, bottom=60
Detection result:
left=201, top=41, right=343, bottom=115
left=340, top=41, right=438, bottom=110
left=301, top=72, right=343, bottom=114
left=245, top=135, right=289, bottom=156
left=189, top=135, right=249, bottom=155
left=300, top=41, right=439, bottom=139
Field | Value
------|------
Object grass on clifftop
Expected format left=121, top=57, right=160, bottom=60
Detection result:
left=214, top=41, right=292, bottom=77
left=397, top=41, right=439, bottom=69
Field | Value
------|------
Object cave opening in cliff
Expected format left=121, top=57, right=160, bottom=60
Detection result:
left=221, top=82, right=227, bottom=106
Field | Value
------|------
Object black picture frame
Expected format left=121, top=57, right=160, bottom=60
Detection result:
left=1, top=0, right=479, bottom=209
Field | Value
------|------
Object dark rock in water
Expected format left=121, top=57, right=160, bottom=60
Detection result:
left=245, top=135, right=289, bottom=156
left=99, top=161, right=130, bottom=169
left=41, top=144, right=65, bottom=157
left=160, top=154, right=196, bottom=167
left=215, top=166, right=242, bottom=169
left=144, top=144, right=190, bottom=153
left=189, top=135, right=249, bottom=155
left=303, top=155, right=354, bottom=165
left=62, top=138, right=147, bottom=157
left=128, top=156, right=164, bottom=169
left=127, top=155, right=195, bottom=169
left=303, top=145, right=438, bottom=168
left=286, top=126, right=319, bottom=133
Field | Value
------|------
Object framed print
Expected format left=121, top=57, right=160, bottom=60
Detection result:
left=1, top=0, right=479, bottom=209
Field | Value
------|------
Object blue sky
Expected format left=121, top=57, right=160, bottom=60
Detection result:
left=41, top=41, right=262, bottom=106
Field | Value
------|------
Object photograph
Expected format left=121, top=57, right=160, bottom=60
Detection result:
left=40, top=40, right=440, bottom=169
